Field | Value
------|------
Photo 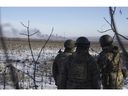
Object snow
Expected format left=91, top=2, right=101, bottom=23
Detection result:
left=0, top=48, right=127, bottom=89
left=0, top=48, right=58, bottom=89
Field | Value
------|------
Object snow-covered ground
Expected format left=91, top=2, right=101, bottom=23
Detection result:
left=0, top=48, right=58, bottom=89
left=0, top=48, right=127, bottom=89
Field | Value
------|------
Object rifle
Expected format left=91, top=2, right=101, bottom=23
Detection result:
left=58, top=49, right=63, bottom=54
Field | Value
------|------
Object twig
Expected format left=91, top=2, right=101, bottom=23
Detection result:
left=21, top=21, right=37, bottom=89
left=20, top=21, right=54, bottom=89
left=35, top=27, right=54, bottom=89
left=20, top=22, right=28, bottom=28
left=118, top=33, right=128, bottom=40
left=97, top=29, right=112, bottom=33
left=104, top=17, right=111, bottom=26
left=29, top=31, right=39, bottom=36
left=20, top=31, right=39, bottom=36
left=112, top=34, right=116, bottom=42
left=20, top=33, right=28, bottom=36
left=113, top=7, right=116, bottom=15
left=35, top=27, right=54, bottom=62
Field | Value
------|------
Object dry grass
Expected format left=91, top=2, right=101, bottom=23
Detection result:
left=0, top=38, right=63, bottom=50
left=0, top=38, right=128, bottom=52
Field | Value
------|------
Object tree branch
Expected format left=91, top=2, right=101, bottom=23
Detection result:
left=118, top=33, right=128, bottom=40
left=113, top=7, right=116, bottom=15
left=109, top=7, right=128, bottom=68
left=20, top=21, right=37, bottom=89
left=97, top=29, right=112, bottom=33
left=20, top=22, right=28, bottom=28
left=104, top=17, right=111, bottom=26
left=35, top=27, right=54, bottom=62
left=20, top=33, right=29, bottom=36
left=29, top=31, right=39, bottom=36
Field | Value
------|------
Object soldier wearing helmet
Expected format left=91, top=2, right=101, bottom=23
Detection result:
left=97, top=35, right=127, bottom=89
left=59, top=37, right=100, bottom=89
left=52, top=39, right=75, bottom=89
left=99, top=35, right=113, bottom=49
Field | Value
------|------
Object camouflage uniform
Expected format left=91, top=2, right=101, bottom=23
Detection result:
left=52, top=39, right=75, bottom=89
left=52, top=51, right=73, bottom=88
left=97, top=35, right=127, bottom=89
left=97, top=45, right=125, bottom=89
left=59, top=37, right=100, bottom=89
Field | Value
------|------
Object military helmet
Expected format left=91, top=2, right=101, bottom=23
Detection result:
left=64, top=39, right=75, bottom=49
left=99, top=35, right=113, bottom=47
left=75, top=37, right=90, bottom=47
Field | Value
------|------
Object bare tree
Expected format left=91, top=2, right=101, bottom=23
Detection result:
left=20, top=21, right=39, bottom=89
left=20, top=21, right=54, bottom=89
left=98, top=7, right=128, bottom=69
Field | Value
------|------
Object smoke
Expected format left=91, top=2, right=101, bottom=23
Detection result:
left=1, top=23, right=19, bottom=37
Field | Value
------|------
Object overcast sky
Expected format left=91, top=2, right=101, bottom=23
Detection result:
left=1, top=7, right=128, bottom=37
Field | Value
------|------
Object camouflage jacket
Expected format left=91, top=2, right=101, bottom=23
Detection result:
left=97, top=45, right=127, bottom=89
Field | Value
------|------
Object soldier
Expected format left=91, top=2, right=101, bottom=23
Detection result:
left=52, top=39, right=75, bottom=89
left=59, top=37, right=100, bottom=89
left=97, top=35, right=127, bottom=89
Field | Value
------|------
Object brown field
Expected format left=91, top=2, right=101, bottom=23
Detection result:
left=0, top=38, right=128, bottom=52
left=0, top=38, right=64, bottom=51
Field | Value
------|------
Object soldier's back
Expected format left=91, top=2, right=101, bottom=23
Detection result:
left=52, top=51, right=73, bottom=88
left=66, top=52, right=100, bottom=89
left=56, top=52, right=72, bottom=71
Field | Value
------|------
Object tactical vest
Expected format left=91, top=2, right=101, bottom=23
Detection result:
left=57, top=52, right=72, bottom=74
left=67, top=52, right=91, bottom=82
